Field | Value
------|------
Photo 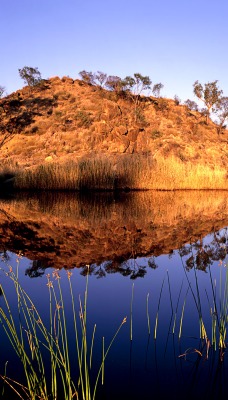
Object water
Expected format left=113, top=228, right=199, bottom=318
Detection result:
left=0, top=191, right=228, bottom=399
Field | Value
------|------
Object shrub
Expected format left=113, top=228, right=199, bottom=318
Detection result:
left=135, top=108, right=148, bottom=126
left=31, top=126, right=39, bottom=133
left=154, top=98, right=169, bottom=112
left=184, top=99, right=199, bottom=111
left=174, top=95, right=181, bottom=105
left=76, top=111, right=93, bottom=128
left=150, top=129, right=162, bottom=138
left=54, top=110, right=63, bottom=118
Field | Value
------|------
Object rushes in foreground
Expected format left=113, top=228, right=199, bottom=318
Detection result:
left=0, top=264, right=126, bottom=400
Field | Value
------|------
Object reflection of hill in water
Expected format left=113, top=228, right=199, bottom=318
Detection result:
left=0, top=191, right=228, bottom=271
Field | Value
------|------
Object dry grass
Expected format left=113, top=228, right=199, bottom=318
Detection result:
left=116, top=154, right=228, bottom=190
left=3, top=154, right=226, bottom=191
left=148, top=155, right=228, bottom=190
left=13, top=159, right=116, bottom=191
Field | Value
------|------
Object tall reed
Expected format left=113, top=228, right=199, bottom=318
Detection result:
left=179, top=249, right=208, bottom=341
left=130, top=283, right=134, bottom=341
left=208, top=260, right=228, bottom=350
left=4, top=154, right=228, bottom=191
left=0, top=263, right=126, bottom=400
left=179, top=244, right=228, bottom=351
left=146, top=293, right=150, bottom=336
left=154, top=275, right=166, bottom=340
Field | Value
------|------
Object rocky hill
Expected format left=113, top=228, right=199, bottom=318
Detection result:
left=0, top=76, right=228, bottom=170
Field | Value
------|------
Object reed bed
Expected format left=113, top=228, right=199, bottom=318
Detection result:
left=12, top=159, right=116, bottom=191
left=144, top=246, right=228, bottom=361
left=0, top=263, right=126, bottom=400
left=2, top=154, right=228, bottom=191
left=177, top=245, right=228, bottom=357
left=147, top=155, right=228, bottom=190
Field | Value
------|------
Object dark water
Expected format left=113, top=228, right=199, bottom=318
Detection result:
left=0, top=191, right=228, bottom=399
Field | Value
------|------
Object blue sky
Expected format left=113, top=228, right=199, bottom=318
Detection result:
left=1, top=0, right=228, bottom=103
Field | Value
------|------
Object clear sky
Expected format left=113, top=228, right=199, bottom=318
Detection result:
left=1, top=0, right=228, bottom=103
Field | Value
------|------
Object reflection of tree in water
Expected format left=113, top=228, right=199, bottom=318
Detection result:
left=148, top=256, right=158, bottom=269
left=23, top=228, right=228, bottom=279
left=80, top=259, right=148, bottom=279
left=25, top=260, right=48, bottom=278
left=179, top=228, right=228, bottom=272
left=76, top=233, right=227, bottom=277
left=0, top=250, right=10, bottom=261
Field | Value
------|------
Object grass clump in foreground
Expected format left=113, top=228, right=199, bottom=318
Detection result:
left=0, top=262, right=126, bottom=400
left=1, top=154, right=228, bottom=191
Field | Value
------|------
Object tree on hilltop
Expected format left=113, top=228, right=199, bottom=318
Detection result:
left=18, top=66, right=42, bottom=87
left=122, top=73, right=152, bottom=121
left=193, top=80, right=223, bottom=124
left=78, top=70, right=95, bottom=85
left=94, top=71, right=107, bottom=87
left=174, top=95, right=181, bottom=105
left=0, top=86, right=5, bottom=98
left=105, top=75, right=124, bottom=93
left=184, top=99, right=199, bottom=111
left=152, top=83, right=164, bottom=98
left=215, top=96, right=228, bottom=134
left=123, top=73, right=151, bottom=98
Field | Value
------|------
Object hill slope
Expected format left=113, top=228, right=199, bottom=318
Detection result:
left=0, top=76, right=228, bottom=190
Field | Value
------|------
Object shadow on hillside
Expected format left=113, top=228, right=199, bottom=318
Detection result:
left=1, top=95, right=58, bottom=119
left=24, top=96, right=58, bottom=114
left=0, top=95, right=58, bottom=138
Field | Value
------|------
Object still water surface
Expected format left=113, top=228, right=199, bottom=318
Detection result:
left=0, top=191, right=228, bottom=399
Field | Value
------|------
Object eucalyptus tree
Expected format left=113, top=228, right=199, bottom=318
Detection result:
left=78, top=70, right=95, bottom=85
left=105, top=75, right=123, bottom=93
left=18, top=66, right=42, bottom=87
left=0, top=86, right=5, bottom=98
left=94, top=71, right=107, bottom=87
left=193, top=80, right=223, bottom=124
left=184, top=99, right=199, bottom=111
left=123, top=73, right=151, bottom=99
left=152, top=83, right=164, bottom=98
left=122, top=73, right=152, bottom=121
left=215, top=96, right=228, bottom=133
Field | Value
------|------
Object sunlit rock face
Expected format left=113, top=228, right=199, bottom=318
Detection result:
left=0, top=77, right=227, bottom=172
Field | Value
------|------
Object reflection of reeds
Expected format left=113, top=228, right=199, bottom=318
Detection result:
left=0, top=264, right=126, bottom=400
left=2, top=190, right=228, bottom=239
